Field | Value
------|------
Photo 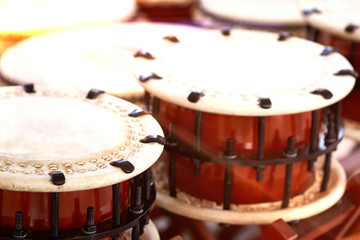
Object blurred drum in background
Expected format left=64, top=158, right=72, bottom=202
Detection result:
left=300, top=0, right=360, bottom=142
left=0, top=85, right=164, bottom=239
left=0, top=0, right=137, bottom=55
left=193, top=0, right=306, bottom=37
left=134, top=25, right=355, bottom=225
left=0, top=0, right=137, bottom=87
left=0, top=22, right=200, bottom=105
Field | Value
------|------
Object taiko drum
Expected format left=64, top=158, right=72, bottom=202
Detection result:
left=301, top=0, right=360, bottom=122
left=135, top=25, right=355, bottom=206
left=0, top=86, right=164, bottom=237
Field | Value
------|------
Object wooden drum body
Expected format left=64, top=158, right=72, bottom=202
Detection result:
left=133, top=25, right=355, bottom=224
left=0, top=85, right=164, bottom=239
left=157, top=102, right=315, bottom=204
left=301, top=0, right=360, bottom=139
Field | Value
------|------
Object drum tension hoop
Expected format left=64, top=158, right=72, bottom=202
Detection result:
left=187, top=91, right=204, bottom=103
left=50, top=171, right=66, bottom=186
left=86, top=89, right=105, bottom=99
left=140, top=135, right=166, bottom=145
left=163, top=35, right=180, bottom=43
left=345, top=24, right=359, bottom=33
left=110, top=160, right=135, bottom=173
left=139, top=73, right=162, bottom=83
left=302, top=8, right=321, bottom=16
left=128, top=108, right=149, bottom=118
left=334, top=69, right=359, bottom=79
left=23, top=83, right=36, bottom=94
left=278, top=32, right=292, bottom=41
left=320, top=46, right=338, bottom=56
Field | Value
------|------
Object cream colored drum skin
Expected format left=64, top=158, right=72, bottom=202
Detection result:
left=195, top=0, right=306, bottom=37
left=300, top=0, right=360, bottom=42
left=133, top=25, right=355, bottom=224
left=0, top=23, right=203, bottom=103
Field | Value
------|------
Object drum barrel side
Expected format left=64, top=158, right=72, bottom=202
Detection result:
left=154, top=97, right=341, bottom=206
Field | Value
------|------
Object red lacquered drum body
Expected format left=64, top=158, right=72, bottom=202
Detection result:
left=0, top=182, right=129, bottom=230
left=136, top=0, right=198, bottom=23
left=158, top=101, right=315, bottom=204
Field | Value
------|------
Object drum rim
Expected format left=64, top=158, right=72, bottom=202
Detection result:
left=301, top=0, right=360, bottom=42
left=196, top=0, right=306, bottom=28
left=154, top=157, right=346, bottom=224
left=136, top=28, right=356, bottom=116
left=0, top=85, right=164, bottom=192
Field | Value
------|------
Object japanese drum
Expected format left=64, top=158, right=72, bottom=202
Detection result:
left=134, top=25, right=355, bottom=224
left=0, top=23, right=197, bottom=105
left=194, top=0, right=306, bottom=37
left=300, top=0, right=360, bottom=141
left=0, top=85, right=164, bottom=239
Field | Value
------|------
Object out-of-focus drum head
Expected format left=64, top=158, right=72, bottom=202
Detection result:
left=0, top=86, right=164, bottom=192
left=0, top=23, right=203, bottom=102
left=0, top=0, right=137, bottom=34
left=135, top=27, right=355, bottom=116
left=196, top=0, right=305, bottom=29
left=301, top=0, right=360, bottom=42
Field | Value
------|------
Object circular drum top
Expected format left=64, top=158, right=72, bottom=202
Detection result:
left=300, top=0, right=360, bottom=41
left=0, top=23, right=196, bottom=99
left=0, top=86, right=164, bottom=192
left=198, top=0, right=305, bottom=28
left=0, top=0, right=136, bottom=34
left=135, top=26, right=356, bottom=116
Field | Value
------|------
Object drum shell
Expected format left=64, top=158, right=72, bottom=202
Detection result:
left=157, top=100, right=316, bottom=204
left=0, top=180, right=130, bottom=230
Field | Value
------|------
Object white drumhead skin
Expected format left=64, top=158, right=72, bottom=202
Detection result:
left=0, top=86, right=164, bottom=192
left=0, top=0, right=136, bottom=34
left=301, top=0, right=360, bottom=41
left=135, top=26, right=355, bottom=116
left=198, top=0, right=305, bottom=27
left=0, top=23, right=203, bottom=100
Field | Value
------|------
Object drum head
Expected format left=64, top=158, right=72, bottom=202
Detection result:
left=0, top=86, right=164, bottom=192
left=0, top=0, right=136, bottom=35
left=301, top=0, right=360, bottom=41
left=135, top=26, right=355, bottom=116
left=0, top=23, right=203, bottom=101
left=197, top=0, right=305, bottom=28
